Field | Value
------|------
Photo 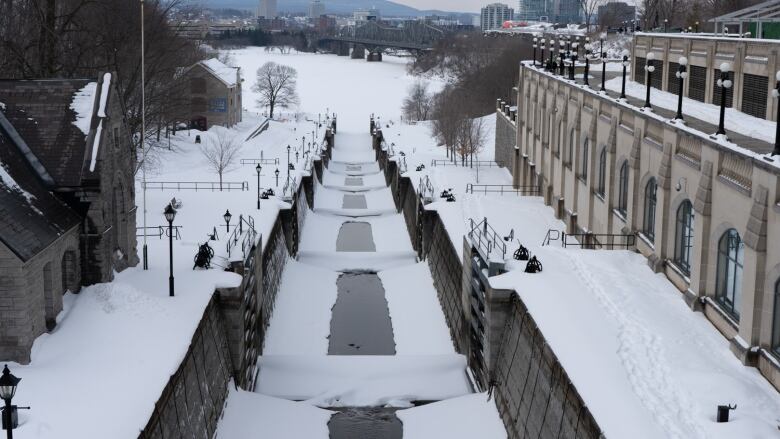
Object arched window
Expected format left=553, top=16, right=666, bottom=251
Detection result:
left=643, top=178, right=657, bottom=242
left=772, top=280, right=780, bottom=355
left=617, top=161, right=629, bottom=215
left=567, top=128, right=575, bottom=167
left=580, top=138, right=589, bottom=180
left=597, top=148, right=606, bottom=196
left=715, top=229, right=744, bottom=320
left=556, top=121, right=563, bottom=154
left=674, top=200, right=695, bottom=274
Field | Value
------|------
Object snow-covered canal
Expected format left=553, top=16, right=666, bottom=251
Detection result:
left=213, top=49, right=506, bottom=438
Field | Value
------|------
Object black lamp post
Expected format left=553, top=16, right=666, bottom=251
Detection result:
left=695, top=21, right=699, bottom=33
left=620, top=50, right=630, bottom=99
left=772, top=71, right=780, bottom=156
left=674, top=56, right=688, bottom=121
left=286, top=145, right=291, bottom=177
left=549, top=38, right=555, bottom=70
left=600, top=32, right=607, bottom=91
left=255, top=164, right=262, bottom=210
left=1, top=365, right=20, bottom=439
left=559, top=40, right=566, bottom=75
left=275, top=168, right=280, bottom=187
left=663, top=18, right=668, bottom=33
left=532, top=37, right=538, bottom=66
left=164, top=204, right=176, bottom=297
left=584, top=43, right=591, bottom=86
left=540, top=38, right=545, bottom=67
left=569, top=43, right=578, bottom=80
left=716, top=62, right=733, bottom=136
left=644, top=52, right=656, bottom=108
left=224, top=209, right=232, bottom=234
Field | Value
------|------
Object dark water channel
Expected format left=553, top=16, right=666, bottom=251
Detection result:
left=345, top=177, right=364, bottom=186
left=336, top=222, right=375, bottom=251
left=342, top=194, right=367, bottom=209
left=328, top=273, right=395, bottom=355
left=328, top=408, right=402, bottom=439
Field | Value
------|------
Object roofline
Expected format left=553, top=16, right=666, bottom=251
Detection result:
left=0, top=111, right=56, bottom=187
left=709, top=0, right=780, bottom=21
left=0, top=221, right=80, bottom=264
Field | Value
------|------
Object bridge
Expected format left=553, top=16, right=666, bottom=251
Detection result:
left=318, top=20, right=445, bottom=59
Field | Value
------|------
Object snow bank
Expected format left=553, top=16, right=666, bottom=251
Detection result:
left=256, top=355, right=471, bottom=406
left=398, top=393, right=506, bottom=439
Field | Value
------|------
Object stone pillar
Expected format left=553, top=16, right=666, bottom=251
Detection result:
left=689, top=161, right=714, bottom=308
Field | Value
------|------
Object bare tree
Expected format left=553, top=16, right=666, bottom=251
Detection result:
left=252, top=62, right=299, bottom=119
left=402, top=80, right=433, bottom=123
left=431, top=88, right=465, bottom=161
left=200, top=128, right=242, bottom=190
left=457, top=117, right=487, bottom=168
left=579, top=0, right=603, bottom=32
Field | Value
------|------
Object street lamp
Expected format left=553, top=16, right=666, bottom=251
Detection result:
left=163, top=204, right=176, bottom=297
left=600, top=32, right=607, bottom=91
left=255, top=164, right=262, bottom=210
left=716, top=62, right=733, bottom=136
left=295, top=151, right=299, bottom=162
left=644, top=52, right=656, bottom=108
left=533, top=37, right=538, bottom=66
left=620, top=50, right=630, bottom=99
left=771, top=71, right=780, bottom=156
left=569, top=42, right=578, bottom=80
left=674, top=56, right=688, bottom=121
left=559, top=39, right=566, bottom=75
left=664, top=18, right=668, bottom=33
left=223, top=209, right=232, bottom=234
left=695, top=21, right=699, bottom=33
left=275, top=168, right=280, bottom=187
left=540, top=38, right=545, bottom=68
left=584, top=43, right=591, bottom=86
left=549, top=38, right=555, bottom=70
left=286, top=145, right=291, bottom=177
left=1, top=365, right=20, bottom=439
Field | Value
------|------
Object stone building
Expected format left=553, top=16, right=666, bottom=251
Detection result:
left=498, top=44, right=780, bottom=390
left=632, top=33, right=780, bottom=120
left=0, top=73, right=138, bottom=363
left=181, top=58, right=242, bottom=130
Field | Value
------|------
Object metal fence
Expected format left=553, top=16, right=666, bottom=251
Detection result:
left=542, top=229, right=636, bottom=250
left=136, top=225, right=182, bottom=240
left=142, top=181, right=249, bottom=191
left=465, top=184, right=541, bottom=196
left=468, top=217, right=507, bottom=260
left=241, top=158, right=280, bottom=165
left=431, top=159, right=501, bottom=168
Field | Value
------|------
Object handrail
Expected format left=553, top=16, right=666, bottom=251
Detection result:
left=542, top=229, right=561, bottom=246
left=419, top=175, right=435, bottom=202
left=142, top=181, right=249, bottom=191
left=282, top=175, right=297, bottom=199
left=241, top=158, right=280, bottom=165
left=136, top=226, right=182, bottom=240
left=468, top=217, right=507, bottom=260
left=465, top=184, right=541, bottom=196
left=225, top=214, right=257, bottom=261
left=562, top=232, right=636, bottom=250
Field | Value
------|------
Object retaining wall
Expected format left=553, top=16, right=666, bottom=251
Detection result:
left=495, top=110, right=517, bottom=170
left=139, top=297, right=233, bottom=439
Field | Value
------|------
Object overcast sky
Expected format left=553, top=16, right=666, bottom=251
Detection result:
left=392, top=0, right=497, bottom=13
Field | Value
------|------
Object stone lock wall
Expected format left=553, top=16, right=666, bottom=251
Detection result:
left=495, top=109, right=518, bottom=170
left=139, top=297, right=233, bottom=439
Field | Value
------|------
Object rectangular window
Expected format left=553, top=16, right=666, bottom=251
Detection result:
left=688, top=65, right=706, bottom=102
left=667, top=62, right=680, bottom=93
left=650, top=59, right=663, bottom=90
left=742, top=73, right=768, bottom=118
left=635, top=57, right=646, bottom=84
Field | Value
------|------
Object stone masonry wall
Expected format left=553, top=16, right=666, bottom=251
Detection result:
left=495, top=110, right=517, bottom=170
left=139, top=296, right=233, bottom=439
left=491, top=295, right=602, bottom=439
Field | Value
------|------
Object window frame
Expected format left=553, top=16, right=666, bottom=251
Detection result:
left=617, top=161, right=629, bottom=215
left=715, top=229, right=744, bottom=320
left=643, top=178, right=657, bottom=242
left=674, top=200, right=695, bottom=275
left=597, top=148, right=606, bottom=196
left=580, top=138, right=589, bottom=181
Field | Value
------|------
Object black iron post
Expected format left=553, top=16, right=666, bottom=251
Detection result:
left=549, top=39, right=555, bottom=69
left=275, top=168, right=279, bottom=187
left=296, top=151, right=299, bottom=162
left=532, top=37, right=538, bottom=66
left=569, top=44, right=578, bottom=80
left=164, top=204, right=176, bottom=297
left=255, top=164, right=261, bottom=210
left=716, top=62, right=733, bottom=135
left=695, top=21, right=699, bottom=32
left=286, top=144, right=291, bottom=177
left=664, top=18, right=668, bottom=33
left=3, top=397, right=10, bottom=439
left=584, top=44, right=591, bottom=85
left=620, top=52, right=629, bottom=99
left=224, top=209, right=231, bottom=234
left=773, top=71, right=780, bottom=155
left=540, top=39, right=545, bottom=68
left=644, top=52, right=655, bottom=108
left=674, top=57, right=688, bottom=120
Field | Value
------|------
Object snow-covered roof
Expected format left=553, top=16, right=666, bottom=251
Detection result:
left=70, top=81, right=97, bottom=135
left=199, top=58, right=239, bottom=87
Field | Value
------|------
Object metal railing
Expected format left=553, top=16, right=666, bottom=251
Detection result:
left=465, top=184, right=541, bottom=196
left=282, top=175, right=297, bottom=199
left=398, top=156, right=408, bottom=174
left=468, top=217, right=507, bottom=260
left=419, top=175, right=435, bottom=202
left=142, top=181, right=249, bottom=191
left=431, top=159, right=501, bottom=168
left=241, top=158, right=280, bottom=165
left=542, top=229, right=636, bottom=250
left=226, top=215, right=257, bottom=261
left=136, top=226, right=182, bottom=240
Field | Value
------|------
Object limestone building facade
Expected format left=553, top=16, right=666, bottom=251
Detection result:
left=500, top=59, right=780, bottom=391
left=181, top=58, right=243, bottom=130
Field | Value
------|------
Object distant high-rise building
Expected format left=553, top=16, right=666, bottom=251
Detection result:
left=309, top=0, right=326, bottom=19
left=354, top=7, right=380, bottom=21
left=516, top=0, right=579, bottom=24
left=258, top=0, right=277, bottom=18
left=481, top=3, right=514, bottom=31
